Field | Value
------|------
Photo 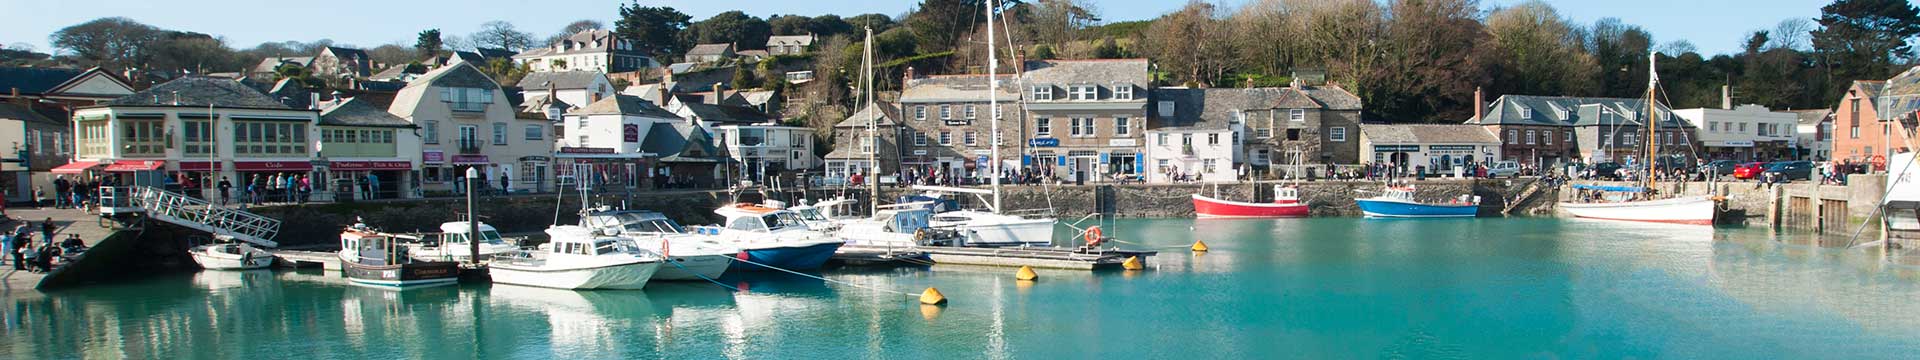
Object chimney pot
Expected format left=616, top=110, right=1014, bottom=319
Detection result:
left=710, top=83, right=722, bottom=105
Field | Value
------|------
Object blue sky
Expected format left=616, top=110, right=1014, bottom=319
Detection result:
left=0, top=0, right=1830, bottom=56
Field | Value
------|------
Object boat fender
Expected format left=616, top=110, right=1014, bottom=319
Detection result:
left=1084, top=226, right=1103, bottom=247
left=736, top=250, right=750, bottom=261
left=914, top=228, right=929, bottom=243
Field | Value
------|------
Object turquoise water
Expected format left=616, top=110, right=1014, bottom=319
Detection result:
left=6, top=218, right=1920, bottom=359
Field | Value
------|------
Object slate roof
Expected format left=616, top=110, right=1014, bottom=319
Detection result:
left=1469, top=95, right=1681, bottom=128
left=1145, top=88, right=1211, bottom=130
left=369, top=65, right=418, bottom=81
left=767, top=35, right=814, bottom=47
left=0, top=103, right=59, bottom=126
left=733, top=90, right=776, bottom=107
left=1880, top=67, right=1920, bottom=120
left=900, top=74, right=1017, bottom=103
left=644, top=122, right=719, bottom=162
left=736, top=50, right=770, bottom=58
left=518, top=94, right=571, bottom=114
left=103, top=76, right=292, bottom=109
left=266, top=78, right=312, bottom=109
left=667, top=62, right=697, bottom=74
left=407, top=62, right=499, bottom=90
left=1021, top=59, right=1151, bottom=88
left=835, top=101, right=901, bottom=128
left=1300, top=86, right=1363, bottom=111
left=569, top=94, right=679, bottom=118
left=1790, top=109, right=1832, bottom=126
left=517, top=71, right=603, bottom=90
left=475, top=47, right=515, bottom=59
left=319, top=98, right=412, bottom=127
left=687, top=43, right=734, bottom=57
left=0, top=67, right=84, bottom=95
left=1358, top=124, right=1498, bottom=144
left=681, top=102, right=773, bottom=124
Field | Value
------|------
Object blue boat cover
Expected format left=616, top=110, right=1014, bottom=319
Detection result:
left=1571, top=184, right=1645, bottom=192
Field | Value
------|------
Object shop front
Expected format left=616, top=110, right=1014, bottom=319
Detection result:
left=327, top=160, right=411, bottom=200
left=232, top=160, right=313, bottom=203
left=555, top=147, right=647, bottom=193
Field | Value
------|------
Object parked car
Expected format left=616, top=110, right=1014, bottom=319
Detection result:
left=1699, top=160, right=1739, bottom=177
left=1589, top=162, right=1623, bottom=180
left=1732, top=162, right=1768, bottom=180
left=1762, top=161, right=1815, bottom=181
left=1486, top=160, right=1521, bottom=178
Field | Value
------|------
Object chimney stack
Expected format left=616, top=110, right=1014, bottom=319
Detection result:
left=711, top=83, right=722, bottom=105
left=903, top=67, right=915, bottom=91
left=655, top=85, right=670, bottom=107
left=8, top=87, right=21, bottom=106
left=1721, top=85, right=1732, bottom=110
left=309, top=92, right=320, bottom=110
left=1473, top=87, right=1485, bottom=122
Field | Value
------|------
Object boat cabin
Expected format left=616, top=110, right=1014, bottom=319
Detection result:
left=581, top=210, right=687, bottom=236
left=873, top=207, right=935, bottom=234
left=541, top=226, right=640, bottom=258
left=1273, top=186, right=1300, bottom=203
left=435, top=221, right=507, bottom=247
left=341, top=230, right=420, bottom=265
left=709, top=203, right=811, bottom=234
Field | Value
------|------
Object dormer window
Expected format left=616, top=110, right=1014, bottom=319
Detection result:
left=1518, top=105, right=1532, bottom=119
left=1113, top=84, right=1133, bottom=100
left=1070, top=85, right=1097, bottom=100
left=1158, top=101, right=1174, bottom=117
left=1031, top=85, right=1053, bottom=101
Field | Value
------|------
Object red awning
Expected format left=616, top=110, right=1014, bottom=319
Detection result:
left=51, top=161, right=101, bottom=174
left=103, top=160, right=165, bottom=172
left=234, top=161, right=313, bottom=172
left=180, top=161, right=222, bottom=171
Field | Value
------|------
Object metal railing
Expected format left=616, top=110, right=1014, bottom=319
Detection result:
left=126, top=186, right=282, bottom=247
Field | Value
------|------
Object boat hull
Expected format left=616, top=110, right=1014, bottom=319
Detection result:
left=1559, top=195, right=1716, bottom=225
left=1355, top=198, right=1478, bottom=218
left=956, top=218, right=1056, bottom=247
left=730, top=242, right=844, bottom=271
left=1192, top=194, right=1309, bottom=218
left=341, top=260, right=462, bottom=288
left=655, top=254, right=732, bottom=281
left=490, top=260, right=661, bottom=290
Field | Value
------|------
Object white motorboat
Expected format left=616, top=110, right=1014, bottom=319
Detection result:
left=190, top=241, right=273, bottom=270
left=1560, top=192, right=1716, bottom=225
left=580, top=209, right=734, bottom=281
left=407, top=221, right=520, bottom=262
left=691, top=203, right=844, bottom=271
left=929, top=210, right=1057, bottom=247
left=489, top=226, right=663, bottom=290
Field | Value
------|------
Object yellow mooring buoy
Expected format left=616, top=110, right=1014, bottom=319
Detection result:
left=920, top=287, right=948, bottom=305
left=1191, top=240, right=1209, bottom=252
left=1015, top=266, right=1039, bottom=281
left=1122, top=256, right=1145, bottom=270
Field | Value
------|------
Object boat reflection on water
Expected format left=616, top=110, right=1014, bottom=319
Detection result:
left=484, top=285, right=660, bottom=356
left=189, top=268, right=280, bottom=291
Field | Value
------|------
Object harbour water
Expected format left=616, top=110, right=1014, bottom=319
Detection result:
left=6, top=217, right=1920, bottom=359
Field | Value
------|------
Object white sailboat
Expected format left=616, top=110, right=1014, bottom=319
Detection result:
left=488, top=226, right=663, bottom=290
left=1559, top=52, right=1717, bottom=225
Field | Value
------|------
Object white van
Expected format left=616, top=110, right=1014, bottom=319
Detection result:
left=1486, top=160, right=1521, bottom=178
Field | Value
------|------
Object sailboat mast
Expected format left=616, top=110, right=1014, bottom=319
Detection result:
left=987, top=0, right=1003, bottom=213
left=1644, top=51, right=1660, bottom=190
left=863, top=26, right=879, bottom=216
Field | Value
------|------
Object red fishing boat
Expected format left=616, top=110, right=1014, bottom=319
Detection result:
left=1193, top=185, right=1310, bottom=218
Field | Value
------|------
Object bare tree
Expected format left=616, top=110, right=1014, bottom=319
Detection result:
left=1657, top=40, right=1697, bottom=56
left=470, top=20, right=536, bottom=51
left=547, top=19, right=606, bottom=45
left=1769, top=18, right=1814, bottom=51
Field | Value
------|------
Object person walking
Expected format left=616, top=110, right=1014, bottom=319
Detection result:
left=40, top=218, right=56, bottom=247
left=368, top=172, right=381, bottom=199
left=217, top=177, right=232, bottom=206
left=53, top=175, right=69, bottom=209
left=297, top=175, right=310, bottom=204
left=9, top=225, right=26, bottom=270
left=497, top=172, right=509, bottom=195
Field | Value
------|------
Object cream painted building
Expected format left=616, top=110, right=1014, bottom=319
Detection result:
left=67, top=76, right=321, bottom=201
left=390, top=63, right=553, bottom=193
left=1674, top=104, right=1800, bottom=161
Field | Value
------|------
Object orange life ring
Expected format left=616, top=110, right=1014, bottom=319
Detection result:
left=1084, top=226, right=1103, bottom=246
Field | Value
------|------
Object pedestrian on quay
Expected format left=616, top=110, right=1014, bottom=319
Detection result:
left=40, top=218, right=55, bottom=247
left=284, top=174, right=297, bottom=203
left=1, top=228, right=11, bottom=268
left=297, top=175, right=311, bottom=204
left=53, top=175, right=69, bottom=209
left=217, top=177, right=232, bottom=206
left=497, top=172, right=508, bottom=195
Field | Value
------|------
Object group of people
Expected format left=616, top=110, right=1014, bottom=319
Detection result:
left=213, top=173, right=312, bottom=206
left=46, top=175, right=107, bottom=210
left=5, top=219, right=81, bottom=273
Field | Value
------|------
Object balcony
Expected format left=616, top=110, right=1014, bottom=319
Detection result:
left=458, top=139, right=483, bottom=154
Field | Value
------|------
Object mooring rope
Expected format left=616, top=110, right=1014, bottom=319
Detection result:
left=729, top=254, right=918, bottom=298
left=663, top=257, right=738, bottom=291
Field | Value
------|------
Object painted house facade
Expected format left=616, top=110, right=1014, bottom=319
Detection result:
left=516, top=71, right=616, bottom=113
left=1673, top=105, right=1799, bottom=161
left=1357, top=124, right=1502, bottom=176
left=316, top=97, right=422, bottom=200
left=67, top=76, right=321, bottom=201
left=1019, top=59, right=1151, bottom=183
left=512, top=29, right=659, bottom=73
left=1142, top=88, right=1236, bottom=183
left=555, top=94, right=689, bottom=190
left=389, top=63, right=553, bottom=194
left=1468, top=94, right=1694, bottom=166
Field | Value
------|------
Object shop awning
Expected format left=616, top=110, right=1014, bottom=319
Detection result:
left=103, top=160, right=165, bottom=172
left=234, top=161, right=313, bottom=172
left=51, top=161, right=101, bottom=174
left=329, top=161, right=412, bottom=171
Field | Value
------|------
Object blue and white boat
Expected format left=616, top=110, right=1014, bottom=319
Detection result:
left=691, top=203, right=845, bottom=271
left=1354, top=186, right=1480, bottom=218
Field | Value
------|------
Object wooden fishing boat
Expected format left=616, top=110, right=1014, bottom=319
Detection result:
left=338, top=228, right=461, bottom=288
left=1193, top=185, right=1309, bottom=218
